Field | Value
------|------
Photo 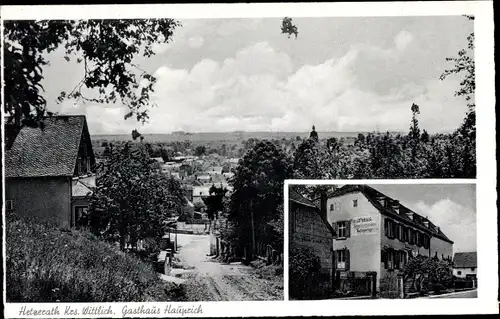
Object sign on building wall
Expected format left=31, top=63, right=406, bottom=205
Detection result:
left=352, top=216, right=378, bottom=235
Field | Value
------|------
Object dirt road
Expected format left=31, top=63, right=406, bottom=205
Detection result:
left=173, top=234, right=283, bottom=301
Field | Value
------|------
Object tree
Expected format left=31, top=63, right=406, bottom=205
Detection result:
left=281, top=17, right=298, bottom=39
left=289, top=242, right=322, bottom=300
left=409, top=103, right=421, bottom=141
left=202, top=185, right=227, bottom=233
left=194, top=145, right=206, bottom=157
left=3, top=19, right=180, bottom=139
left=421, top=129, right=430, bottom=143
left=403, top=254, right=454, bottom=295
left=440, top=15, right=476, bottom=178
left=227, top=140, right=293, bottom=260
left=82, top=144, right=185, bottom=251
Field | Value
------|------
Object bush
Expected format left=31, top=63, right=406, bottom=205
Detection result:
left=289, top=243, right=329, bottom=300
left=6, top=216, right=177, bottom=302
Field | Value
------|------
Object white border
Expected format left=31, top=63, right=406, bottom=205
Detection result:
left=2, top=1, right=497, bottom=317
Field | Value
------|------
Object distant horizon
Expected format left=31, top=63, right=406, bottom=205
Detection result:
left=90, top=128, right=455, bottom=137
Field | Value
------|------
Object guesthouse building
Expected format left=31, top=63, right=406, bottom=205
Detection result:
left=326, top=185, right=454, bottom=298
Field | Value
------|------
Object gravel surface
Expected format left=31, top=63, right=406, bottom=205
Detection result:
left=174, top=234, right=283, bottom=301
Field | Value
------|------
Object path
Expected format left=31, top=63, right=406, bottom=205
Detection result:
left=428, top=289, right=477, bottom=298
left=173, top=234, right=283, bottom=301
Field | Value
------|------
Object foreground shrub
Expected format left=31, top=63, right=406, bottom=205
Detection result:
left=6, top=216, right=180, bottom=302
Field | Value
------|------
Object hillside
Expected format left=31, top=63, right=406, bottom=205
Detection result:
left=5, top=216, right=184, bottom=302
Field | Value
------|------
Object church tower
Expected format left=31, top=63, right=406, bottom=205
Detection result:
left=309, top=125, right=319, bottom=142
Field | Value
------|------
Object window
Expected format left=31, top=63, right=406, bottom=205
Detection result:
left=6, top=200, right=14, bottom=210
left=336, top=249, right=350, bottom=270
left=385, top=218, right=397, bottom=239
left=73, top=206, right=88, bottom=227
left=471, top=267, right=476, bottom=271
left=397, top=250, right=407, bottom=269
left=330, top=204, right=334, bottom=211
left=457, top=271, right=462, bottom=275
left=402, top=226, right=409, bottom=242
left=353, top=199, right=358, bottom=207
left=387, top=249, right=394, bottom=270
left=335, top=220, right=351, bottom=238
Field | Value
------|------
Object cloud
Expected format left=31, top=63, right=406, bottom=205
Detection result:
left=394, top=30, right=414, bottom=52
left=411, top=199, right=476, bottom=253
left=54, top=39, right=467, bottom=135
left=188, top=35, right=204, bottom=49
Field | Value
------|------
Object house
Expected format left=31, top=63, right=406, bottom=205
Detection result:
left=289, top=189, right=336, bottom=296
left=453, top=252, right=477, bottom=280
left=5, top=115, right=96, bottom=228
left=207, top=166, right=223, bottom=176
left=326, top=185, right=453, bottom=298
left=196, top=174, right=211, bottom=184
left=192, top=185, right=211, bottom=206
left=71, top=175, right=96, bottom=224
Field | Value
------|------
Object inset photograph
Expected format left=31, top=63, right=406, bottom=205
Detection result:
left=288, top=183, right=476, bottom=300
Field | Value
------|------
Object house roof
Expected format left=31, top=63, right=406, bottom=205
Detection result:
left=453, top=252, right=477, bottom=268
left=331, top=185, right=453, bottom=244
left=289, top=189, right=336, bottom=237
left=5, top=115, right=91, bottom=178
left=193, top=186, right=211, bottom=197
left=72, top=180, right=93, bottom=197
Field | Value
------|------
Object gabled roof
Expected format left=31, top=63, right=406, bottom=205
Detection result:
left=453, top=252, right=477, bottom=268
left=5, top=116, right=92, bottom=178
left=331, top=185, right=453, bottom=244
left=289, top=189, right=336, bottom=237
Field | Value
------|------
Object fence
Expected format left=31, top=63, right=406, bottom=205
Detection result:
left=335, top=272, right=376, bottom=298
left=380, top=273, right=400, bottom=299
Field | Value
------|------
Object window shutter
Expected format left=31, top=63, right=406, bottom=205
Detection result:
left=395, top=251, right=400, bottom=269
left=345, top=249, right=350, bottom=271
left=382, top=250, right=387, bottom=269
left=384, top=218, right=389, bottom=236
left=333, top=222, right=339, bottom=238
left=346, top=220, right=351, bottom=238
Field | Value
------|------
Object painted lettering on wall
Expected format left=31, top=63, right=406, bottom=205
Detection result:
left=352, top=216, right=378, bottom=235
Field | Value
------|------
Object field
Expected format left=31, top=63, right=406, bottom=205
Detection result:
left=92, top=131, right=371, bottom=143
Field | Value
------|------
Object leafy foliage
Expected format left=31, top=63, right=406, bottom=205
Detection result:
left=225, top=141, right=292, bottom=256
left=281, top=17, right=298, bottom=39
left=3, top=19, right=179, bottom=138
left=6, top=216, right=180, bottom=302
left=81, top=144, right=185, bottom=250
left=403, top=254, right=454, bottom=294
left=289, top=242, right=326, bottom=300
left=203, top=185, right=227, bottom=221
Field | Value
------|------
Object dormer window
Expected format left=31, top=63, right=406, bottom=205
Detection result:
left=377, top=196, right=385, bottom=206
left=392, top=201, right=400, bottom=214
left=407, top=212, right=414, bottom=220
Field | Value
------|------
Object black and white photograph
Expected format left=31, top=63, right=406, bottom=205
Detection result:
left=1, top=1, right=497, bottom=317
left=288, top=182, right=477, bottom=300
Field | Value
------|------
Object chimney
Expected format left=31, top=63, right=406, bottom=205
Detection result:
left=391, top=200, right=400, bottom=214
left=320, top=191, right=328, bottom=220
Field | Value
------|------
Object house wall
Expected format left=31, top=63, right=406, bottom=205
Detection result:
left=327, top=192, right=382, bottom=277
left=430, top=236, right=453, bottom=261
left=290, top=202, right=334, bottom=279
left=453, top=267, right=477, bottom=278
left=6, top=177, right=72, bottom=227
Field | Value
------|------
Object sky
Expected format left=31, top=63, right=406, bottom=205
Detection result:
left=41, top=16, right=474, bottom=135
left=370, top=184, right=476, bottom=254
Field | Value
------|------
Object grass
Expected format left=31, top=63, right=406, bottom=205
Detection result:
left=6, top=216, right=185, bottom=302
